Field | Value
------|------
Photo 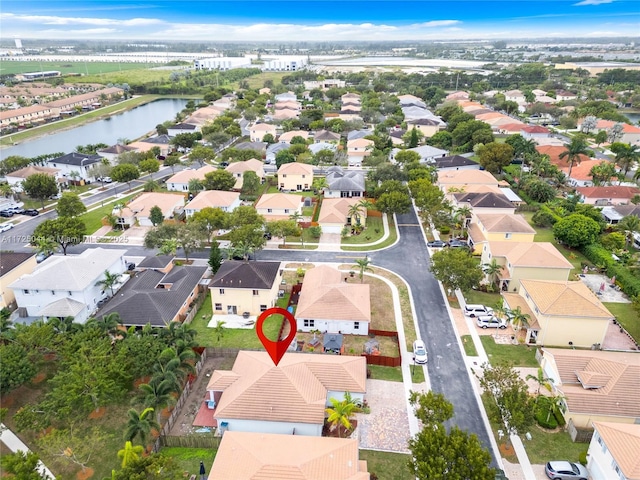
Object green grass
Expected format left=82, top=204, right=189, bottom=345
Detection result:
left=461, top=335, right=478, bottom=356
left=282, top=227, right=320, bottom=244
left=190, top=291, right=288, bottom=348
left=480, top=336, right=539, bottom=367
left=0, top=95, right=163, bottom=146
left=0, top=60, right=166, bottom=76
left=359, top=449, right=412, bottom=480
left=604, top=302, right=640, bottom=344
left=341, top=216, right=385, bottom=245
left=159, top=447, right=217, bottom=476
left=343, top=214, right=398, bottom=251
left=78, top=191, right=140, bottom=234
left=367, top=365, right=403, bottom=382
left=266, top=185, right=310, bottom=195
left=463, top=290, right=502, bottom=309
left=235, top=71, right=289, bottom=90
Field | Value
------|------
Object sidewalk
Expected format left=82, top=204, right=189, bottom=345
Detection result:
left=0, top=424, right=55, bottom=479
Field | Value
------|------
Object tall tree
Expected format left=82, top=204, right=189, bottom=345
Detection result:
left=22, top=173, right=58, bottom=208
left=429, top=248, right=483, bottom=296
left=32, top=217, right=87, bottom=255
left=617, top=215, right=640, bottom=248
left=526, top=368, right=554, bottom=401
left=124, top=408, right=160, bottom=446
left=95, top=270, right=123, bottom=297
left=148, top=205, right=164, bottom=226
left=611, top=142, right=640, bottom=178
left=111, top=163, right=140, bottom=191
left=138, top=377, right=176, bottom=424
left=175, top=222, right=207, bottom=262
left=203, top=170, right=235, bottom=191
left=477, top=142, right=514, bottom=173
left=558, top=135, right=590, bottom=180
left=0, top=451, right=49, bottom=480
left=208, top=241, right=224, bottom=274
left=240, top=170, right=261, bottom=196
left=190, top=207, right=229, bottom=243
left=56, top=192, right=87, bottom=217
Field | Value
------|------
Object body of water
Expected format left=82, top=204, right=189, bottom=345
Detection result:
left=1, top=98, right=190, bottom=159
left=622, top=111, right=640, bottom=125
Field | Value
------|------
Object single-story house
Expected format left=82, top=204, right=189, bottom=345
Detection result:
left=590, top=120, right=640, bottom=146
left=255, top=193, right=303, bottom=220
left=225, top=159, right=265, bottom=190
left=576, top=186, right=640, bottom=206
left=502, top=279, right=614, bottom=347
left=277, top=162, right=314, bottom=191
left=391, top=145, right=448, bottom=164
left=278, top=130, right=309, bottom=144
left=318, top=197, right=367, bottom=234
left=5, top=165, right=60, bottom=192
left=295, top=265, right=370, bottom=335
left=308, top=142, right=337, bottom=155
left=9, top=248, right=128, bottom=324
left=453, top=191, right=516, bottom=216
left=248, top=123, right=277, bottom=143
left=587, top=422, right=640, bottom=480
left=167, top=122, right=198, bottom=137
left=437, top=169, right=501, bottom=192
left=166, top=165, right=217, bottom=192
left=600, top=204, right=640, bottom=225
left=184, top=190, right=241, bottom=217
left=265, top=143, right=289, bottom=164
left=47, top=152, right=103, bottom=182
left=313, top=129, right=341, bottom=143
left=97, top=260, right=207, bottom=327
left=481, top=241, right=573, bottom=293
left=115, top=192, right=184, bottom=227
left=209, top=261, right=283, bottom=316
left=467, top=213, right=537, bottom=254
left=325, top=167, right=365, bottom=198
left=434, top=155, right=480, bottom=171
left=539, top=348, right=640, bottom=429
left=208, top=351, right=366, bottom=436
left=0, top=252, right=37, bottom=309
left=405, top=118, right=446, bottom=138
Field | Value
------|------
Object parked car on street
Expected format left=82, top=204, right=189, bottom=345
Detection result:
left=427, top=240, right=446, bottom=248
left=0, top=210, right=14, bottom=217
left=8, top=207, right=25, bottom=215
left=0, top=223, right=13, bottom=233
left=544, top=461, right=588, bottom=480
left=447, top=239, right=469, bottom=249
left=412, top=340, right=428, bottom=364
left=464, top=304, right=494, bottom=317
left=23, top=209, right=39, bottom=216
left=476, top=315, right=507, bottom=329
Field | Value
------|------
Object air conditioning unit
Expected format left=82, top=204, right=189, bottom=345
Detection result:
left=278, top=290, right=285, bottom=298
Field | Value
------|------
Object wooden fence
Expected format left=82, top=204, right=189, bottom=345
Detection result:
left=160, top=435, right=221, bottom=449
left=361, top=329, right=402, bottom=367
left=182, top=290, right=207, bottom=324
left=567, top=419, right=593, bottom=443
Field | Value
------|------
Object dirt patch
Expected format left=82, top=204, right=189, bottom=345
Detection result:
left=88, top=407, right=106, bottom=420
left=31, top=372, right=47, bottom=384
left=76, top=467, right=94, bottom=480
left=133, top=376, right=151, bottom=388
left=323, top=419, right=357, bottom=438
left=499, top=443, right=515, bottom=456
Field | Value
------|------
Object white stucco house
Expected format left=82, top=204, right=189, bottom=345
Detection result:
left=184, top=190, right=241, bottom=217
left=587, top=422, right=640, bottom=480
left=9, top=248, right=128, bottom=324
left=207, top=351, right=366, bottom=436
left=47, top=152, right=103, bottom=182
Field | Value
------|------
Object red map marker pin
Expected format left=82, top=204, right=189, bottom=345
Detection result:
left=256, top=307, right=297, bottom=366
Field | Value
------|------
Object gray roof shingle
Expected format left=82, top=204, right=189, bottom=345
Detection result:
left=211, top=261, right=281, bottom=290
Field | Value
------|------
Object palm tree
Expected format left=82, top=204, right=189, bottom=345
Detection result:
left=34, top=237, right=57, bottom=257
left=49, top=315, right=82, bottom=334
left=558, top=136, right=590, bottom=181
left=617, top=215, right=640, bottom=248
left=454, top=206, right=473, bottom=237
left=325, top=392, right=362, bottom=438
left=87, top=312, right=123, bottom=337
left=161, top=321, right=197, bottom=350
left=143, top=179, right=159, bottom=192
left=614, top=144, right=640, bottom=179
left=117, top=441, right=144, bottom=468
left=289, top=211, right=303, bottom=224
left=482, top=259, right=503, bottom=291
left=95, top=270, right=122, bottom=297
left=159, top=239, right=178, bottom=256
left=0, top=183, right=15, bottom=199
left=526, top=368, right=554, bottom=402
left=353, top=256, right=373, bottom=284
left=138, top=377, right=176, bottom=424
left=507, top=306, right=531, bottom=332
left=124, top=408, right=160, bottom=446
left=212, top=320, right=226, bottom=343
left=546, top=394, right=566, bottom=424
left=228, top=241, right=254, bottom=262
left=188, top=178, right=204, bottom=194
left=347, top=203, right=364, bottom=227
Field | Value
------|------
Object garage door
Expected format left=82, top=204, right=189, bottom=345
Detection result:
left=321, top=224, right=343, bottom=234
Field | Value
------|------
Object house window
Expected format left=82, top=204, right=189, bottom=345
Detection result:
left=282, top=174, right=287, bottom=178
left=354, top=322, right=360, bottom=330
left=215, top=303, right=222, bottom=311
left=302, top=175, right=306, bottom=178
left=252, top=290, right=259, bottom=296
left=280, top=183, right=285, bottom=188
left=304, top=184, right=309, bottom=189
left=68, top=291, right=72, bottom=296
left=260, top=305, right=267, bottom=312
left=284, top=209, right=289, bottom=214
left=219, top=289, right=225, bottom=295
left=23, top=289, right=30, bottom=295
left=505, top=233, right=512, bottom=239
left=267, top=208, right=273, bottom=213
left=303, top=319, right=315, bottom=328
left=51, top=290, right=56, bottom=295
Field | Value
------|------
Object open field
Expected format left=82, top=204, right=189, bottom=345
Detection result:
left=0, top=60, right=167, bottom=76
left=234, top=71, right=289, bottom=89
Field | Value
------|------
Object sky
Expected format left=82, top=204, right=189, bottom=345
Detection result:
left=1, top=0, right=640, bottom=42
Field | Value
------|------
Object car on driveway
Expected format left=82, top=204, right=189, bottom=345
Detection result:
left=427, top=240, right=446, bottom=248
left=0, top=210, right=14, bottom=217
left=464, top=304, right=494, bottom=317
left=0, top=223, right=13, bottom=233
left=23, top=209, right=39, bottom=216
left=544, top=461, right=588, bottom=480
left=412, top=340, right=428, bottom=364
left=476, top=315, right=507, bottom=329
left=97, top=176, right=113, bottom=183
left=447, top=239, right=469, bottom=249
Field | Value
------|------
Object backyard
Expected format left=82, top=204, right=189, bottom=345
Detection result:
left=359, top=449, right=413, bottom=480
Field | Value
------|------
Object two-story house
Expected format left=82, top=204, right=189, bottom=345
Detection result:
left=166, top=165, right=217, bottom=192
left=210, top=261, right=283, bottom=316
left=0, top=252, right=37, bottom=309
left=47, top=152, right=103, bottom=183
left=587, top=422, right=640, bottom=480
left=249, top=123, right=277, bottom=143
left=467, top=213, right=536, bottom=254
left=225, top=159, right=265, bottom=190
left=254, top=193, right=303, bottom=220
left=324, top=167, right=365, bottom=198
left=115, top=192, right=185, bottom=227
left=9, top=248, right=128, bottom=324
left=277, top=162, right=313, bottom=191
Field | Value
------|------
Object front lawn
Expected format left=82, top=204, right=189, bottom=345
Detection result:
left=78, top=191, right=140, bottom=234
left=341, top=216, right=384, bottom=245
left=359, top=449, right=412, bottom=480
left=343, top=214, right=397, bottom=251
left=479, top=336, right=539, bottom=367
left=159, top=447, right=217, bottom=476
left=463, top=290, right=502, bottom=309
left=461, top=335, right=478, bottom=356
left=604, top=302, right=640, bottom=344
left=367, top=365, right=403, bottom=382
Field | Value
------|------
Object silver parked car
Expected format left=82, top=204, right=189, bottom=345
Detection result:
left=544, top=461, right=588, bottom=480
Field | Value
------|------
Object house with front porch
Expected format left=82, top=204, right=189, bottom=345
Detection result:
left=587, top=422, right=640, bottom=480
left=207, top=351, right=366, bottom=436
left=277, top=162, right=313, bottom=191
left=538, top=349, right=640, bottom=429
left=318, top=197, right=367, bottom=234
left=255, top=193, right=303, bottom=220
left=209, top=261, right=283, bottom=316
left=481, top=241, right=573, bottom=293
left=295, top=265, right=370, bottom=335
left=9, top=248, right=128, bottom=324
left=502, top=279, right=614, bottom=347
left=467, top=213, right=536, bottom=254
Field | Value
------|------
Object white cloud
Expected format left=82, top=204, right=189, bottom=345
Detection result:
left=0, top=12, right=163, bottom=26
left=411, top=20, right=461, bottom=28
left=573, top=0, right=615, bottom=5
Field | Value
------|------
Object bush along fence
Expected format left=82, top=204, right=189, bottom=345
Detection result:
left=582, top=244, right=640, bottom=297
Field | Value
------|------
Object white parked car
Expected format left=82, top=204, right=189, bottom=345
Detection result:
left=0, top=223, right=13, bottom=233
left=476, top=315, right=507, bottom=329
left=412, top=340, right=428, bottom=364
left=464, top=304, right=494, bottom=317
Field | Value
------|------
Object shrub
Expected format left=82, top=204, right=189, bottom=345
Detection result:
left=534, top=397, right=558, bottom=429
left=579, top=451, right=588, bottom=466
left=439, top=226, right=450, bottom=235
left=582, top=244, right=640, bottom=297
left=532, top=207, right=559, bottom=228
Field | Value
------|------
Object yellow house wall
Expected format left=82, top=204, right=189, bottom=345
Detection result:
left=209, top=272, right=282, bottom=316
left=278, top=173, right=313, bottom=191
left=537, top=314, right=609, bottom=348
left=0, top=256, right=37, bottom=309
left=415, top=124, right=441, bottom=138
left=564, top=412, right=637, bottom=430
left=485, top=232, right=535, bottom=243
left=506, top=267, right=572, bottom=293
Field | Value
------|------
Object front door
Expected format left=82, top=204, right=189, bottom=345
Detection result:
left=227, top=305, right=237, bottom=315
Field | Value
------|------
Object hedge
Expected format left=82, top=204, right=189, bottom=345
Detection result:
left=534, top=397, right=559, bottom=429
left=581, top=244, right=640, bottom=297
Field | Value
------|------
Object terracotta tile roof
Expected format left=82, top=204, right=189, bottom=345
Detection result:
left=7, top=165, right=59, bottom=178
left=209, top=432, right=369, bottom=480
left=211, top=261, right=281, bottom=290
left=476, top=112, right=505, bottom=120
left=535, top=145, right=592, bottom=166
left=501, top=293, right=539, bottom=328
left=542, top=349, right=640, bottom=418
left=595, top=120, right=640, bottom=133
left=476, top=214, right=536, bottom=234
left=210, top=351, right=366, bottom=425
left=251, top=123, right=276, bottom=131
left=166, top=165, right=216, bottom=184
left=318, top=198, right=364, bottom=224
left=561, top=159, right=606, bottom=181
left=488, top=242, right=573, bottom=269
left=577, top=185, right=640, bottom=199
left=295, top=265, right=371, bottom=323
left=121, top=192, right=184, bottom=218
left=437, top=169, right=500, bottom=186
left=255, top=193, right=303, bottom=210
left=279, top=130, right=309, bottom=143
left=592, top=422, right=640, bottom=479
left=185, top=190, right=240, bottom=210
left=520, top=279, right=614, bottom=318
left=278, top=162, right=314, bottom=176
left=521, top=125, right=550, bottom=134
left=347, top=138, right=374, bottom=148
left=207, top=370, right=240, bottom=390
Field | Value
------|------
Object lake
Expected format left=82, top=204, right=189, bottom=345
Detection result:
left=1, top=98, right=190, bottom=159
